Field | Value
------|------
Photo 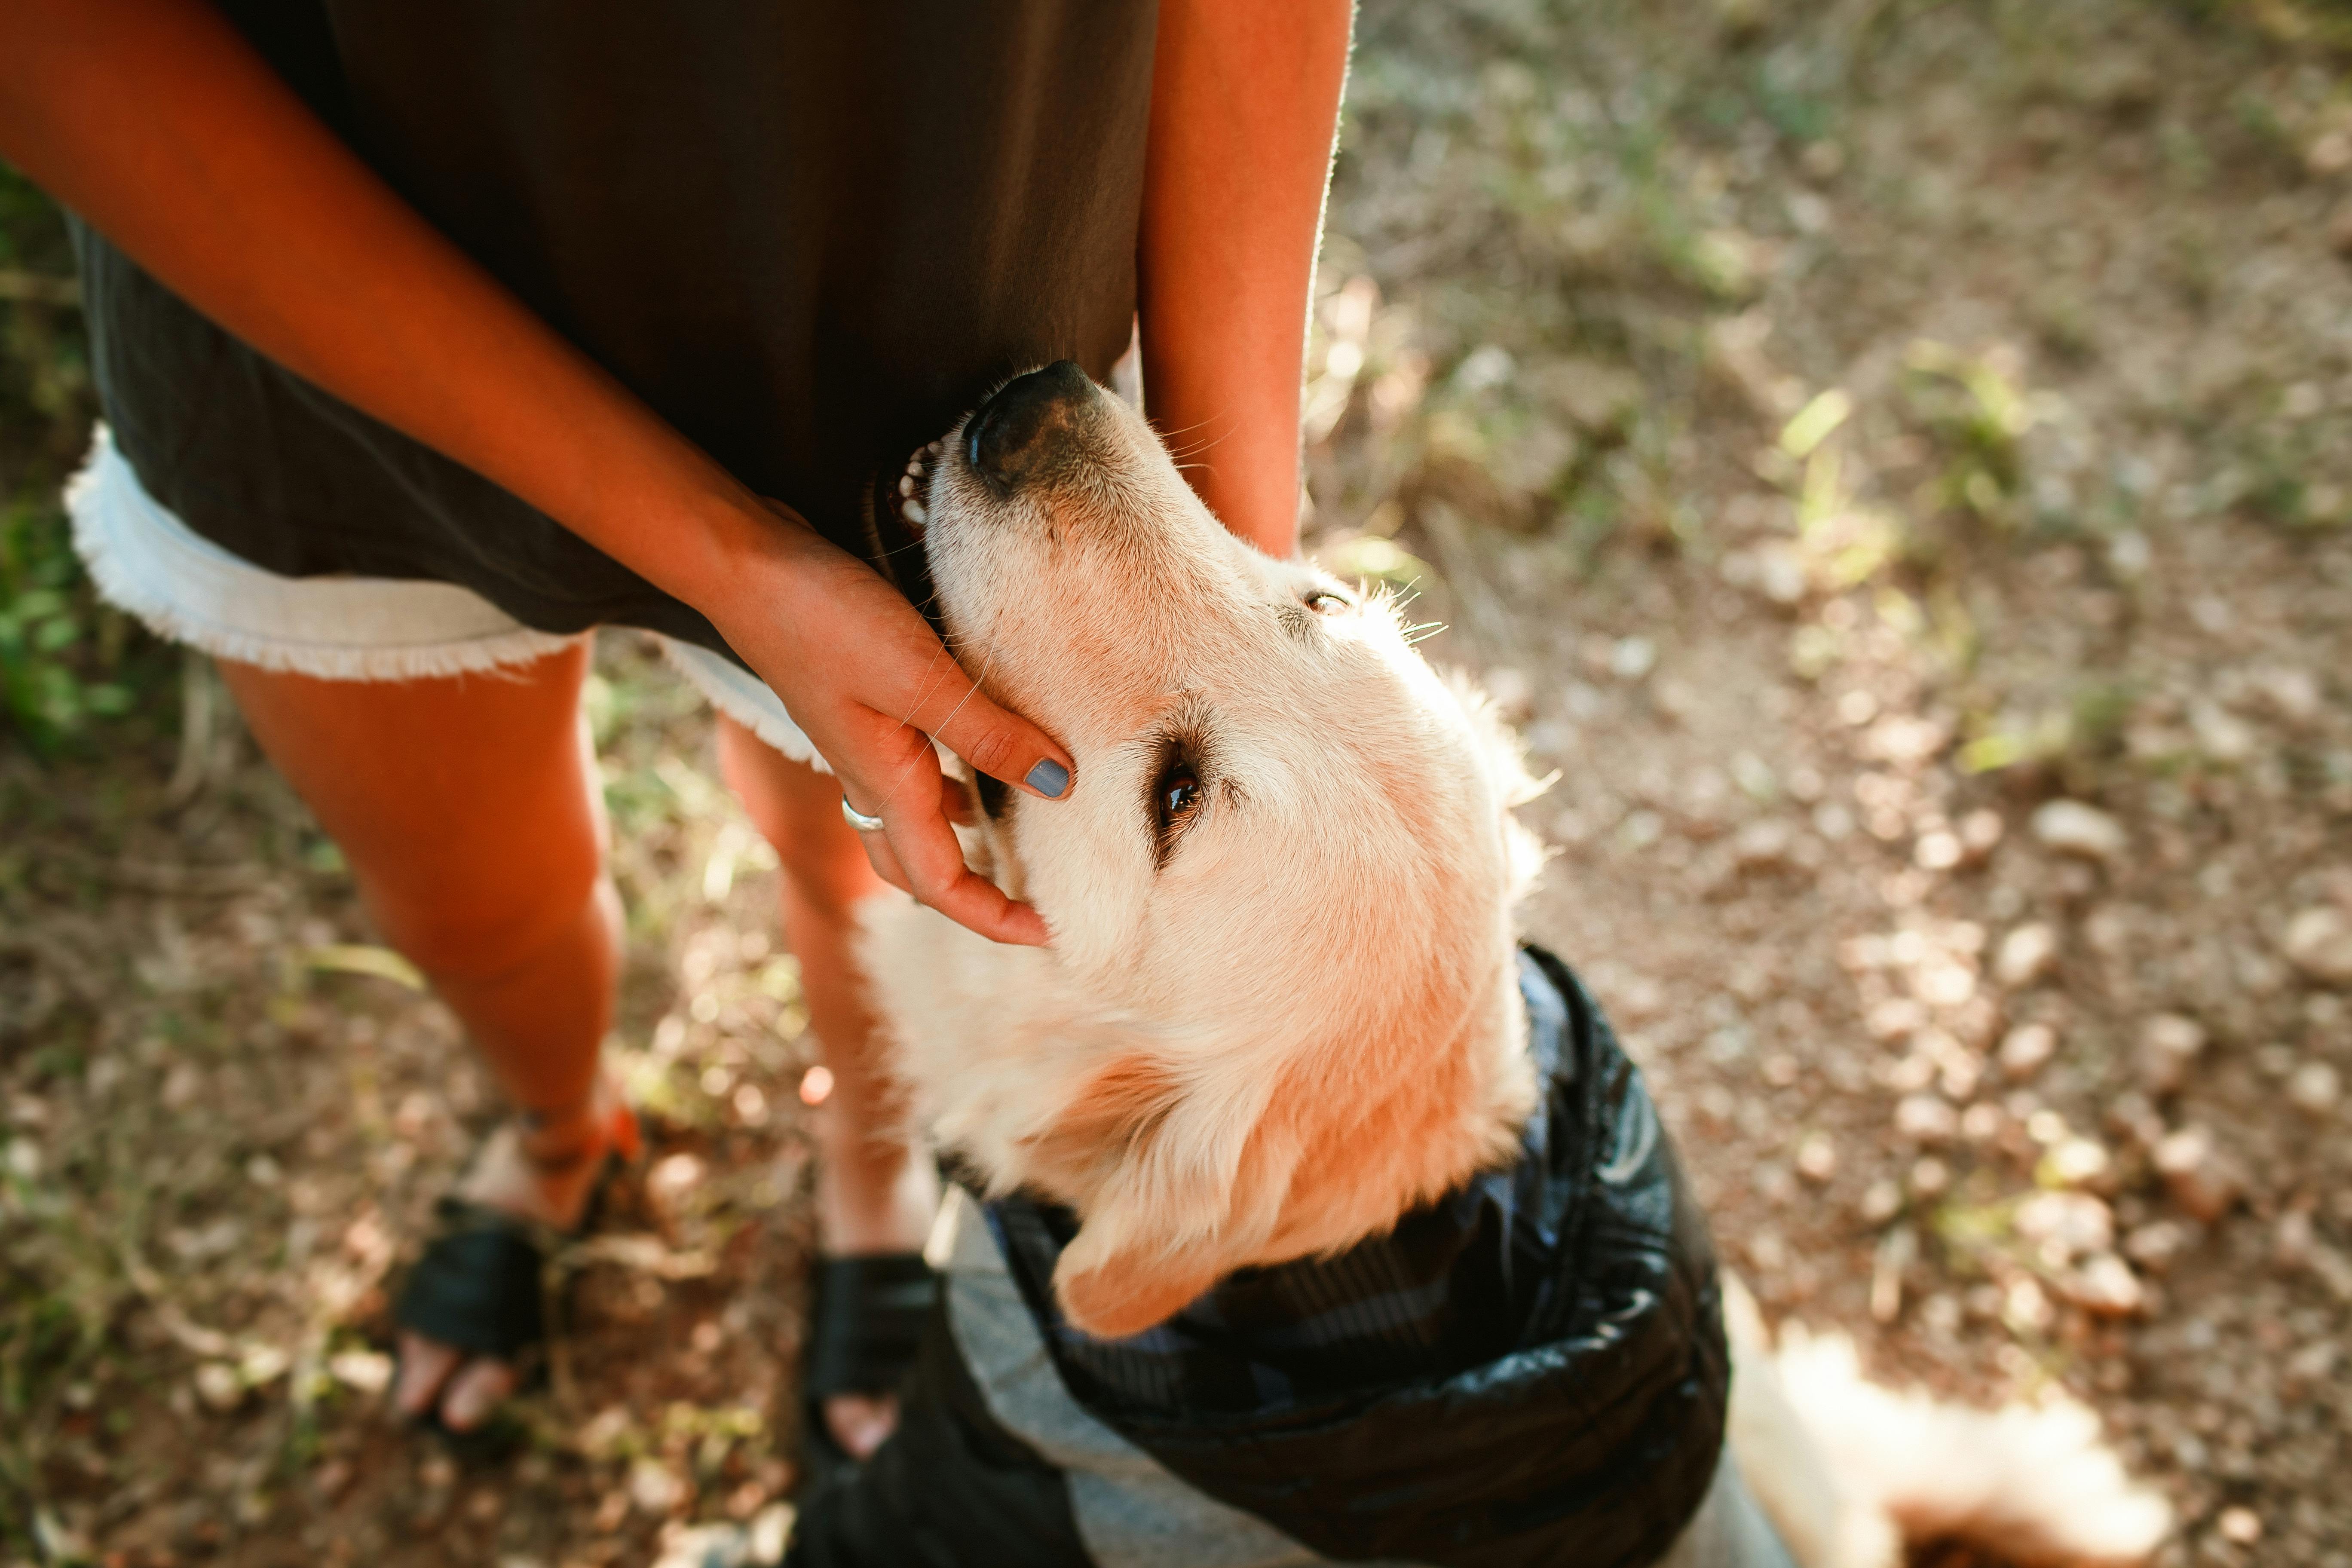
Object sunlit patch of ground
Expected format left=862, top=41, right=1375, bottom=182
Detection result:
left=6, top=1, right=2352, bottom=1563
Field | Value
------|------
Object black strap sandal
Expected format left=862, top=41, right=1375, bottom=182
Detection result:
left=395, top=1195, right=560, bottom=1363
left=799, top=1253, right=942, bottom=1490
left=391, top=1102, right=640, bottom=1436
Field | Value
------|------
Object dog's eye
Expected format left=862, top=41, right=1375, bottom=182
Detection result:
left=1159, top=767, right=1202, bottom=822
left=1304, top=590, right=1351, bottom=616
left=1148, top=743, right=1210, bottom=868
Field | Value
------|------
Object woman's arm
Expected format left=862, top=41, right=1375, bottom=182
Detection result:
left=0, top=0, right=1069, bottom=944
left=1138, top=0, right=1354, bottom=559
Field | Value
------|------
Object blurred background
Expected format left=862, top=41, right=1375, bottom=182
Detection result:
left=6, top=0, right=2352, bottom=1563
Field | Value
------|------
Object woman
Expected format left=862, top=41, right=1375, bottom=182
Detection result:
left=0, top=0, right=1351, bottom=1460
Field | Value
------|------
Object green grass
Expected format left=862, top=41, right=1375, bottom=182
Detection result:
left=0, top=162, right=170, bottom=756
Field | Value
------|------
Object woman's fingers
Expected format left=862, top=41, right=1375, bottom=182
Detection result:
left=720, top=530, right=1063, bottom=943
left=843, top=739, right=1049, bottom=946
left=880, top=641, right=1072, bottom=803
left=852, top=814, right=913, bottom=894
left=939, top=769, right=977, bottom=827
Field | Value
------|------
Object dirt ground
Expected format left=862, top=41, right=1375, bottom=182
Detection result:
left=6, top=1, right=2352, bottom=1565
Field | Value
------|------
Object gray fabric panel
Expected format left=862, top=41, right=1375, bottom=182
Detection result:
left=1654, top=1456, right=1801, bottom=1568
left=938, top=1190, right=1338, bottom=1568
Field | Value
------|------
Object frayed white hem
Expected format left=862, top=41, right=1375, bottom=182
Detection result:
left=67, top=426, right=583, bottom=681
left=64, top=426, right=831, bottom=766
left=655, top=636, right=826, bottom=771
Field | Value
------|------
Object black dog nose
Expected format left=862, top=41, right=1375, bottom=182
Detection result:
left=967, top=361, right=1094, bottom=487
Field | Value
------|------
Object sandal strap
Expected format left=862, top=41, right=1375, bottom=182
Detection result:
left=393, top=1197, right=555, bottom=1360
left=805, top=1253, right=940, bottom=1400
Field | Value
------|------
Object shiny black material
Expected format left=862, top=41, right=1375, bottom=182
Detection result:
left=983, top=948, right=1730, bottom=1568
left=392, top=1196, right=549, bottom=1359
left=786, top=1303, right=1095, bottom=1568
left=73, top=1, right=1157, bottom=663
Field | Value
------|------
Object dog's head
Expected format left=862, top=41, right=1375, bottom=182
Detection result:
left=891, top=361, right=1544, bottom=1336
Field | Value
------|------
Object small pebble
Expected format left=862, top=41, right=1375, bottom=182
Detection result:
left=2251, top=665, right=2321, bottom=726
left=2003, top=1275, right=2054, bottom=1332
left=2030, top=799, right=2127, bottom=862
left=1733, top=818, right=1797, bottom=871
left=1795, top=1133, right=1838, bottom=1183
left=2016, top=1189, right=2114, bottom=1258
left=2153, top=1125, right=2242, bottom=1222
left=2123, top=1219, right=2188, bottom=1273
left=1895, top=1095, right=1957, bottom=1143
left=2060, top=1253, right=2144, bottom=1316
left=2282, top=906, right=2352, bottom=986
left=1994, top=922, right=2060, bottom=988
left=1997, top=1022, right=2058, bottom=1080
left=194, top=1363, right=244, bottom=1413
left=1914, top=830, right=1962, bottom=871
left=629, top=1456, right=686, bottom=1516
left=2134, top=1013, right=2207, bottom=1096
left=1957, top=808, right=2004, bottom=859
left=1609, top=636, right=1657, bottom=681
left=2043, top=1135, right=2113, bottom=1189
left=2287, top=1060, right=2342, bottom=1116
left=1860, top=1178, right=1902, bottom=1224
left=2216, top=1507, right=2262, bottom=1545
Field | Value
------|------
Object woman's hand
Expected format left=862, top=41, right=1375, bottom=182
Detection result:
left=709, top=506, right=1071, bottom=946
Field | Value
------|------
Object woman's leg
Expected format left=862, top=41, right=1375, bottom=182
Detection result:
left=217, top=641, right=626, bottom=1429
left=716, top=717, right=937, bottom=1458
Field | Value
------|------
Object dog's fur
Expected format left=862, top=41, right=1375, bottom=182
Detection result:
left=858, top=371, right=2171, bottom=1567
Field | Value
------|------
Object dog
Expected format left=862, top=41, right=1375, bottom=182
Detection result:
left=820, top=361, right=2171, bottom=1568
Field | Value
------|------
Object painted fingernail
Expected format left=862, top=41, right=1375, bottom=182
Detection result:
left=1026, top=759, right=1071, bottom=798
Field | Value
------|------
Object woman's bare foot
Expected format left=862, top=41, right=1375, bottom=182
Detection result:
left=814, top=1126, right=939, bottom=1459
left=392, top=1076, right=633, bottom=1429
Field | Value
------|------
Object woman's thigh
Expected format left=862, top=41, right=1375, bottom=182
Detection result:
left=217, top=641, right=606, bottom=978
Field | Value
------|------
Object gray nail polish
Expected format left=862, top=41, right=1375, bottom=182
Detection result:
left=1026, top=758, right=1071, bottom=798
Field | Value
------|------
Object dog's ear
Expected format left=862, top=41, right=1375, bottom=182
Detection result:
left=1053, top=1236, right=1234, bottom=1340
left=1026, top=1055, right=1288, bottom=1340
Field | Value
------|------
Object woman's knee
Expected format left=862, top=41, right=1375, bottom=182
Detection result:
left=360, top=856, right=614, bottom=985
left=217, top=649, right=615, bottom=983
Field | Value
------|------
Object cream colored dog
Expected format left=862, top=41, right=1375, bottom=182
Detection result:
left=858, top=363, right=2171, bottom=1568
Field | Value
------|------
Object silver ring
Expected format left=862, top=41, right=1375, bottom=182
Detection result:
left=840, top=794, right=887, bottom=833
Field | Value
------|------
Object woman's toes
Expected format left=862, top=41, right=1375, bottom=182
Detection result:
left=824, top=1392, right=900, bottom=1459
left=441, top=1357, right=520, bottom=1431
left=393, top=1332, right=462, bottom=1419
